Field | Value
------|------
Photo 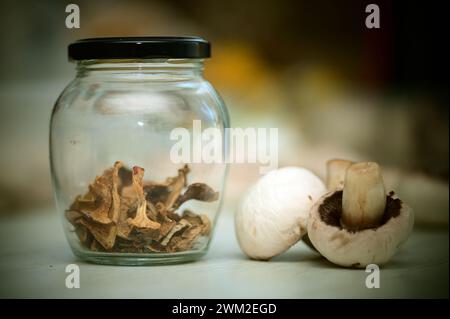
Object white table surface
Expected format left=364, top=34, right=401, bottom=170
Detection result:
left=0, top=208, right=448, bottom=299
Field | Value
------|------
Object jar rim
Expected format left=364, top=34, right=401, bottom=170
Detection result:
left=68, top=36, right=211, bottom=61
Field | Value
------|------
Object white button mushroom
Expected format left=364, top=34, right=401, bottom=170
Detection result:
left=235, top=167, right=326, bottom=260
left=307, top=162, right=414, bottom=268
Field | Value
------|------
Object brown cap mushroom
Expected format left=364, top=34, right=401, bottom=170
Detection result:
left=307, top=162, right=414, bottom=268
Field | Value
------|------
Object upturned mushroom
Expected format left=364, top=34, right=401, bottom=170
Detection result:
left=307, top=162, right=414, bottom=268
left=302, top=159, right=353, bottom=250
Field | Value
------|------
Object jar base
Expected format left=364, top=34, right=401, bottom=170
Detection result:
left=72, top=250, right=207, bottom=266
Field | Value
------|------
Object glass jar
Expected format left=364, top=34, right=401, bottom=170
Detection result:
left=50, top=37, right=229, bottom=265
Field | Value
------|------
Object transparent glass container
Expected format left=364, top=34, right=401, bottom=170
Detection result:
left=50, top=58, right=229, bottom=265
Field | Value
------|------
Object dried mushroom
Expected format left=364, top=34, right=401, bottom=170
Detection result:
left=174, top=183, right=219, bottom=209
left=66, top=162, right=219, bottom=253
left=182, top=210, right=212, bottom=236
left=126, top=166, right=161, bottom=230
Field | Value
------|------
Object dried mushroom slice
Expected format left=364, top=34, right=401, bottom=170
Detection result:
left=65, top=210, right=83, bottom=224
left=70, top=164, right=122, bottom=225
left=109, top=161, right=122, bottom=223
left=75, top=183, right=112, bottom=224
left=169, top=225, right=204, bottom=252
left=163, top=164, right=190, bottom=210
left=143, top=165, right=189, bottom=210
left=147, top=241, right=165, bottom=253
left=156, top=215, right=177, bottom=241
left=182, top=225, right=203, bottom=241
left=75, top=224, right=92, bottom=246
left=146, top=200, right=159, bottom=219
left=117, top=205, right=135, bottom=239
left=165, top=227, right=202, bottom=252
left=69, top=162, right=123, bottom=250
left=130, top=228, right=160, bottom=243
left=160, top=219, right=191, bottom=246
left=127, top=166, right=161, bottom=230
left=144, top=183, right=171, bottom=206
left=166, top=210, right=182, bottom=222
left=79, top=218, right=116, bottom=250
left=173, top=183, right=219, bottom=209
left=199, top=215, right=212, bottom=236
left=182, top=210, right=212, bottom=236
left=117, top=183, right=138, bottom=239
left=71, top=193, right=96, bottom=211
left=131, top=166, right=145, bottom=200
left=95, top=161, right=122, bottom=245
left=165, top=214, right=208, bottom=253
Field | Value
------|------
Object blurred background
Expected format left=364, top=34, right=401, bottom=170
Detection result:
left=0, top=0, right=448, bottom=226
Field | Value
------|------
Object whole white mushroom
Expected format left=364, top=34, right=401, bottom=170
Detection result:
left=235, top=167, right=326, bottom=260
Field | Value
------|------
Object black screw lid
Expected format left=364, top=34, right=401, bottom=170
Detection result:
left=68, top=36, right=211, bottom=60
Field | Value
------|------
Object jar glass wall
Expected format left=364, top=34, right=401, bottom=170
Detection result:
left=50, top=53, right=229, bottom=265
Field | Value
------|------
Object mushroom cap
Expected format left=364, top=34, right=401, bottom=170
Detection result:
left=307, top=190, right=414, bottom=268
left=235, top=167, right=326, bottom=260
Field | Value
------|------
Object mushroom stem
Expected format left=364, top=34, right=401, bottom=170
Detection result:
left=326, top=159, right=353, bottom=190
left=342, top=162, right=386, bottom=230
